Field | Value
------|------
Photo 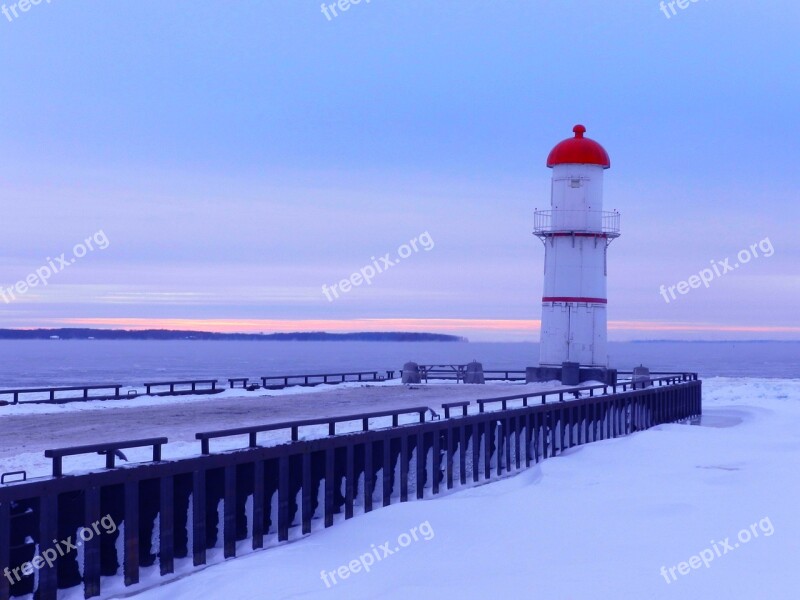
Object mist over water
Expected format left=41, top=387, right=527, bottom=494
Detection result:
left=0, top=341, right=797, bottom=388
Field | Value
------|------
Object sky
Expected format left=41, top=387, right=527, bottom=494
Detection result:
left=0, top=0, right=798, bottom=341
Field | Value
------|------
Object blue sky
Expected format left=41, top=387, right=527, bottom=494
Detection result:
left=0, top=0, right=798, bottom=340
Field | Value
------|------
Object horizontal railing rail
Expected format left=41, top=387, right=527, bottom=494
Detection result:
left=260, top=371, right=390, bottom=388
left=44, top=437, right=168, bottom=477
left=195, top=407, right=430, bottom=454
left=0, top=385, right=123, bottom=405
left=417, top=366, right=527, bottom=382
left=143, top=380, right=219, bottom=395
left=442, top=401, right=471, bottom=418
left=484, top=370, right=527, bottom=380
left=533, top=209, right=621, bottom=236
left=617, top=371, right=698, bottom=380
left=476, top=375, right=696, bottom=412
left=0, top=380, right=701, bottom=600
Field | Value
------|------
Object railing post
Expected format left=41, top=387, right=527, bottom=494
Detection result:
left=324, top=450, right=335, bottom=526
left=160, top=476, right=175, bottom=575
left=252, top=459, right=265, bottom=548
left=38, top=494, right=58, bottom=598
left=224, top=466, right=237, bottom=558
left=84, top=486, right=102, bottom=596
left=193, top=469, right=207, bottom=566
left=124, top=481, right=140, bottom=585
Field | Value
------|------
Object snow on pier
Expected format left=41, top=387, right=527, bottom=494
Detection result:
left=0, top=380, right=566, bottom=479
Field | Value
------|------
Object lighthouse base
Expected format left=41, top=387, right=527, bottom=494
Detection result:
left=526, top=363, right=617, bottom=386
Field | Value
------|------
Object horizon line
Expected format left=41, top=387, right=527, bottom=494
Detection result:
left=7, top=317, right=797, bottom=342
left=0, top=326, right=798, bottom=344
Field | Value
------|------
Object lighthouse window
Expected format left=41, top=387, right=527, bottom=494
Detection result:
left=570, top=179, right=582, bottom=188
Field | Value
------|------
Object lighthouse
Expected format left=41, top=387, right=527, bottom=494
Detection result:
left=529, top=125, right=620, bottom=384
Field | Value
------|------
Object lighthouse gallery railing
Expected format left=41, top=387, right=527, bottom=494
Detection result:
left=534, top=209, right=620, bottom=236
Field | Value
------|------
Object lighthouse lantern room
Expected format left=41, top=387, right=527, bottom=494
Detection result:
left=531, top=125, right=620, bottom=383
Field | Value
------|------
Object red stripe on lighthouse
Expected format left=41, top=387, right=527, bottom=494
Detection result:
left=542, top=296, right=607, bottom=304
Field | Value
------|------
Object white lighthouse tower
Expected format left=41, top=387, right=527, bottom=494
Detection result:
left=533, top=125, right=620, bottom=377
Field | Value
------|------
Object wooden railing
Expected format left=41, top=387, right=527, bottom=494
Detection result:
left=44, top=438, right=168, bottom=477
left=195, top=407, right=429, bottom=455
left=143, top=380, right=219, bottom=395
left=259, top=371, right=391, bottom=389
left=0, top=385, right=123, bottom=405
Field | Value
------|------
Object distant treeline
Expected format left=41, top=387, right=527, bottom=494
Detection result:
left=0, top=328, right=467, bottom=342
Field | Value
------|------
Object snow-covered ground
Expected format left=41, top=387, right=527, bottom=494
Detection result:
left=103, top=377, right=799, bottom=600
left=5, top=378, right=798, bottom=599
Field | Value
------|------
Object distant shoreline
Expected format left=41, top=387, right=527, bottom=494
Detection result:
left=0, top=330, right=794, bottom=343
left=0, top=328, right=468, bottom=342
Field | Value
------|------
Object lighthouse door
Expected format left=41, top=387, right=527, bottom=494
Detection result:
left=553, top=177, right=588, bottom=230
left=567, top=305, right=594, bottom=365
left=540, top=303, right=570, bottom=366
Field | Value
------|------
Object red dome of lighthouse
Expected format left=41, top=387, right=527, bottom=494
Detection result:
left=546, top=124, right=610, bottom=169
